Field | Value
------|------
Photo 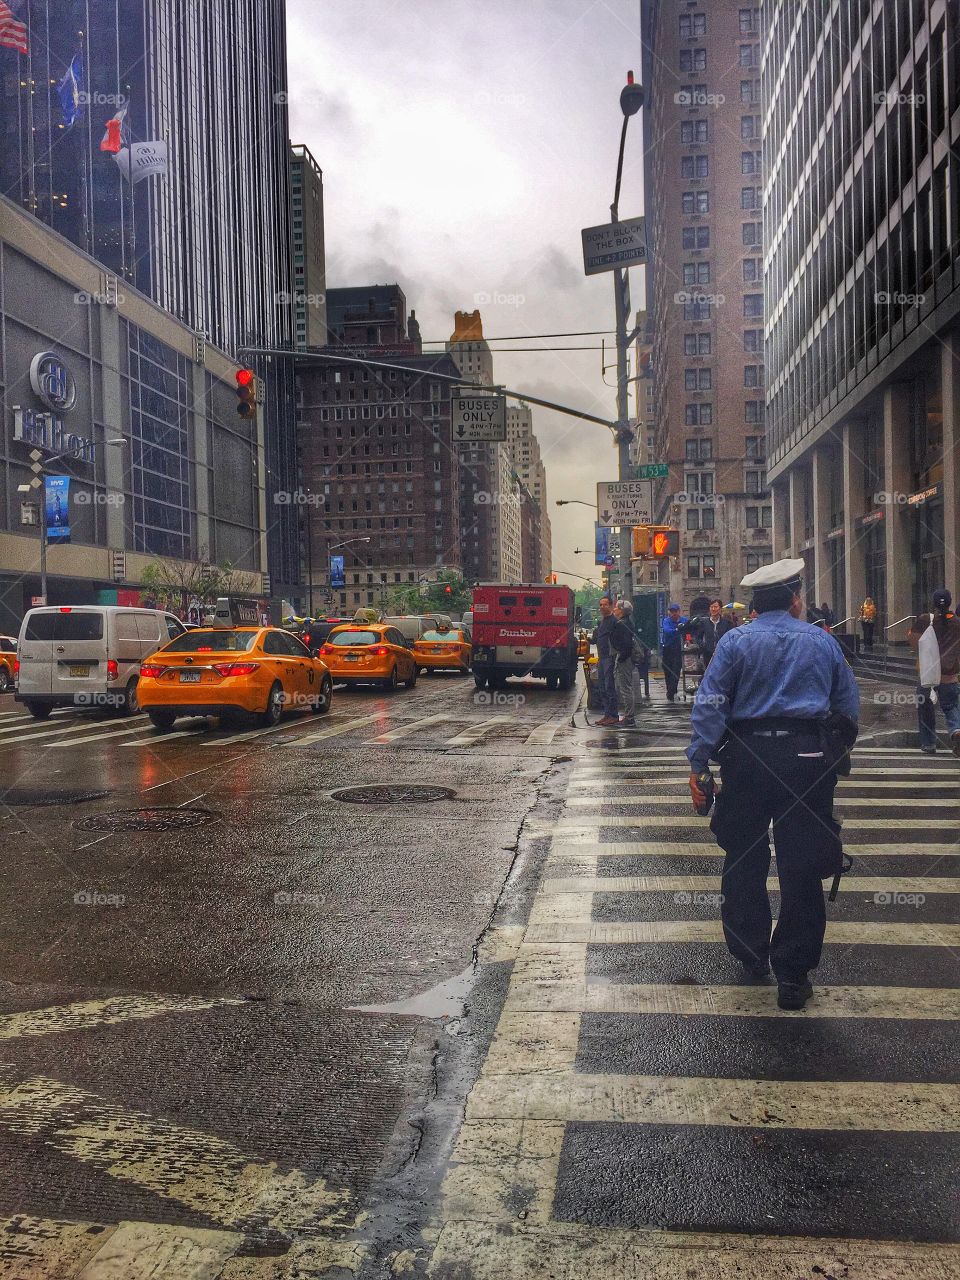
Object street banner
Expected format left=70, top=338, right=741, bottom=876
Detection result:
left=330, top=554, right=345, bottom=589
left=44, top=475, right=70, bottom=543
left=115, top=140, right=168, bottom=183
left=594, top=522, right=615, bottom=567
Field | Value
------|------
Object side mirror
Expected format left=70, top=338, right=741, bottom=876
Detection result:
left=310, top=647, right=321, bottom=658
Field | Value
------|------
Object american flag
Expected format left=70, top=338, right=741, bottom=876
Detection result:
left=0, top=1, right=28, bottom=55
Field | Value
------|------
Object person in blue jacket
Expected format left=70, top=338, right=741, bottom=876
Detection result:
left=660, top=603, right=688, bottom=701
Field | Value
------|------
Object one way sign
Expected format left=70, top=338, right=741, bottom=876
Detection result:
left=597, top=479, right=653, bottom=526
left=452, top=393, right=507, bottom=442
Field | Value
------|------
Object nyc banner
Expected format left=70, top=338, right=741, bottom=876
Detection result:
left=44, top=475, right=71, bottom=543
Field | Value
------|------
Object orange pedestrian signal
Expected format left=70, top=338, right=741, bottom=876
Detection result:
left=650, top=529, right=679, bottom=557
left=236, top=368, right=257, bottom=419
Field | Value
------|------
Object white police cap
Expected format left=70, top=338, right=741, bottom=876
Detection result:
left=739, top=556, right=805, bottom=590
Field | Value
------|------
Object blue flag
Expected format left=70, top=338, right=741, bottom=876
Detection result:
left=58, top=52, right=83, bottom=128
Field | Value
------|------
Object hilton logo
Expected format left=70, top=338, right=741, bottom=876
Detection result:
left=29, top=352, right=77, bottom=413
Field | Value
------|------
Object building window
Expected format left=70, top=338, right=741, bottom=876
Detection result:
left=682, top=190, right=710, bottom=214
left=742, top=221, right=762, bottom=246
left=684, top=368, right=712, bottom=390
left=745, top=400, right=764, bottom=423
left=685, top=471, right=714, bottom=494
left=684, top=403, right=713, bottom=425
left=745, top=469, right=767, bottom=494
left=685, top=437, right=713, bottom=460
left=684, top=300, right=711, bottom=320
left=679, top=12, right=706, bottom=37
left=745, top=550, right=774, bottom=574
left=687, top=556, right=701, bottom=579
left=739, top=8, right=760, bottom=35
left=744, top=329, right=762, bottom=352
left=740, top=115, right=760, bottom=139
left=745, top=435, right=765, bottom=459
left=681, top=155, right=710, bottom=179
left=680, top=119, right=710, bottom=144
left=744, top=365, right=762, bottom=387
left=682, top=226, right=710, bottom=249
left=746, top=505, right=773, bottom=528
left=687, top=508, right=700, bottom=530
left=744, top=293, right=764, bottom=317
left=739, top=79, right=760, bottom=104
left=683, top=261, right=711, bottom=285
left=684, top=333, right=712, bottom=355
left=740, top=186, right=761, bottom=210
left=738, top=43, right=760, bottom=68
left=741, top=150, right=761, bottom=174
left=742, top=258, right=761, bottom=282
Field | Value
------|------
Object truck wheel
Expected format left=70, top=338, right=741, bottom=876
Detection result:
left=474, top=674, right=487, bottom=691
left=546, top=674, right=559, bottom=690
left=558, top=669, right=574, bottom=692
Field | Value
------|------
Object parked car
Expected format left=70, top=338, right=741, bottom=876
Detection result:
left=15, top=606, right=186, bottom=718
left=0, top=636, right=17, bottom=693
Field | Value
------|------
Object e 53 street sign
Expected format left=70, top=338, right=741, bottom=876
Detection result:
left=452, top=393, right=507, bottom=442
left=597, top=479, right=654, bottom=526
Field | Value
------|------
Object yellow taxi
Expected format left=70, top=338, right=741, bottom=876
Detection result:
left=319, top=624, right=418, bottom=690
left=0, top=636, right=16, bottom=693
left=137, top=625, right=333, bottom=730
left=414, top=626, right=471, bottom=674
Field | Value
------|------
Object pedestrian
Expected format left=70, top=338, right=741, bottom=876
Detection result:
left=821, top=601, right=835, bottom=629
left=908, top=589, right=960, bottom=757
left=696, top=598, right=733, bottom=666
left=858, top=596, right=877, bottom=649
left=687, top=557, right=860, bottom=1010
left=611, top=599, right=647, bottom=727
left=591, top=596, right=620, bottom=726
left=660, top=603, right=687, bottom=702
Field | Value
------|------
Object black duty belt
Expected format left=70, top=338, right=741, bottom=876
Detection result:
left=730, top=717, right=822, bottom=737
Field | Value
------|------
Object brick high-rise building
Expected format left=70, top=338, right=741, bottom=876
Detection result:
left=641, top=0, right=769, bottom=607
left=297, top=284, right=463, bottom=613
left=506, top=404, right=552, bottom=576
left=764, top=0, right=960, bottom=627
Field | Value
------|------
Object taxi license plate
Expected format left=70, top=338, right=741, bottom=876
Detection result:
left=69, top=664, right=90, bottom=677
left=344, top=653, right=361, bottom=661
left=179, top=671, right=202, bottom=683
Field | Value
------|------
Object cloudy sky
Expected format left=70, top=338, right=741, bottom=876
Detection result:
left=285, top=0, right=646, bottom=584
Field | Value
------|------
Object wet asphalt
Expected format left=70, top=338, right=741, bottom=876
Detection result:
left=0, top=670, right=957, bottom=1278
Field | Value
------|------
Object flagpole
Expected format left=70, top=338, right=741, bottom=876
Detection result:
left=24, top=0, right=36, bottom=213
left=78, top=31, right=92, bottom=255
left=124, top=83, right=135, bottom=286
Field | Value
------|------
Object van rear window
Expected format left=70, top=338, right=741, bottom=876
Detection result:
left=523, top=596, right=542, bottom=606
left=499, top=595, right=518, bottom=605
left=25, top=612, right=104, bottom=641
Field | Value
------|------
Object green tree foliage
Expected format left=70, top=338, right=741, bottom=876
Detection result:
left=139, top=550, right=258, bottom=615
left=384, top=570, right=472, bottom=616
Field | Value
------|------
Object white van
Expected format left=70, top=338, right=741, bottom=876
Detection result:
left=16, top=606, right=186, bottom=719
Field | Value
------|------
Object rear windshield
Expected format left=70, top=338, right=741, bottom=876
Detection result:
left=25, top=612, right=103, bottom=641
left=162, top=630, right=258, bottom=653
left=421, top=630, right=461, bottom=642
left=329, top=630, right=379, bottom=646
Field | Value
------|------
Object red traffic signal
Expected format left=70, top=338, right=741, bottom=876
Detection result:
left=650, top=529, right=679, bottom=557
left=444, top=584, right=452, bottom=594
left=236, top=368, right=257, bottom=419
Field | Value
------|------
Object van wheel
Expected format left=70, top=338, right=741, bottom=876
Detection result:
left=148, top=711, right=176, bottom=732
left=259, top=681, right=284, bottom=727
left=121, top=677, right=141, bottom=716
left=25, top=701, right=51, bottom=720
left=313, top=675, right=333, bottom=714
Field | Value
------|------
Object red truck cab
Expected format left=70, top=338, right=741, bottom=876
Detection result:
left=470, top=584, right=579, bottom=691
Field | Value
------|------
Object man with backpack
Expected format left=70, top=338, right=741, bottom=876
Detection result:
left=908, top=589, right=960, bottom=756
left=611, top=599, right=648, bottom=727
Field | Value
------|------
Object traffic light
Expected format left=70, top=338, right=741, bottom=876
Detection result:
left=236, top=368, right=257, bottom=419
left=544, top=573, right=558, bottom=584
left=650, top=529, right=680, bottom=558
left=444, top=584, right=452, bottom=594
left=631, top=526, right=650, bottom=557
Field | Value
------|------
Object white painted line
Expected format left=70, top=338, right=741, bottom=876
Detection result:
left=286, top=713, right=382, bottom=746
left=545, top=840, right=960, bottom=859
left=368, top=712, right=456, bottom=743
left=563, top=795, right=960, bottom=809
left=568, top=777, right=954, bottom=791
left=0, top=994, right=244, bottom=1041
left=76, top=1221, right=241, bottom=1278
left=0, top=719, right=157, bottom=750
left=525, top=716, right=569, bottom=745
left=524, top=920, right=960, bottom=946
left=539, top=875, right=960, bottom=895
left=446, top=716, right=514, bottom=746
left=200, top=714, right=320, bottom=747
left=543, top=815, right=958, bottom=830
left=59, top=723, right=159, bottom=747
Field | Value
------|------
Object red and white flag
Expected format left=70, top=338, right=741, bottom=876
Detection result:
left=99, top=102, right=128, bottom=153
left=0, top=1, right=28, bottom=54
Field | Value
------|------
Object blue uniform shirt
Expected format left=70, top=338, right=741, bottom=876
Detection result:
left=661, top=614, right=688, bottom=649
left=686, top=610, right=860, bottom=772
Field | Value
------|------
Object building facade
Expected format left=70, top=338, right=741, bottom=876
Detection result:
left=763, top=0, right=960, bottom=631
left=297, top=285, right=464, bottom=613
left=290, top=145, right=327, bottom=351
left=505, top=403, right=552, bottom=575
left=641, top=0, right=770, bottom=607
left=0, top=197, right=265, bottom=633
left=0, top=0, right=300, bottom=596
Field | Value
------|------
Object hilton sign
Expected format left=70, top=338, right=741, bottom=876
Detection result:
left=12, top=352, right=95, bottom=463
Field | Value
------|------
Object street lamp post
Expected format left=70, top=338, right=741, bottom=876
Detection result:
left=612, top=71, right=644, bottom=603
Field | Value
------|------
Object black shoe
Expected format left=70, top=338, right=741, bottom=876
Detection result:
left=921, top=746, right=937, bottom=756
left=740, top=960, right=772, bottom=983
left=777, top=979, right=814, bottom=1010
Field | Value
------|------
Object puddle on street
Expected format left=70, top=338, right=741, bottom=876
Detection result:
left=350, top=963, right=476, bottom=1022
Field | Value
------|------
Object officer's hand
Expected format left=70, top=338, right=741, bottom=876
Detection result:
left=689, top=773, right=706, bottom=810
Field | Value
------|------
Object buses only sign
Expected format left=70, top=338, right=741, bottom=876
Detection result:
left=452, top=393, right=507, bottom=442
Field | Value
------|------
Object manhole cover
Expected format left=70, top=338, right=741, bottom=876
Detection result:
left=74, top=806, right=218, bottom=832
left=331, top=784, right=455, bottom=805
left=1, top=789, right=109, bottom=806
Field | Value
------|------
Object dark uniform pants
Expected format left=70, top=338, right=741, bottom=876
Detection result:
left=662, top=644, right=682, bottom=698
left=709, top=727, right=843, bottom=983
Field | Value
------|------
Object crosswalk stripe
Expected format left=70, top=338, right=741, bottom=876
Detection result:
left=567, top=777, right=953, bottom=791
left=563, top=794, right=959, bottom=809
left=571, top=764, right=959, bottom=777
left=545, top=840, right=960, bottom=858
left=0, top=994, right=243, bottom=1041
left=74, top=1221, right=241, bottom=1277
left=369, top=712, right=455, bottom=743
left=200, top=714, right=321, bottom=747
left=540, top=816, right=958, bottom=830
left=525, top=715, right=569, bottom=745
left=539, top=875, right=960, bottom=895
left=0, top=709, right=80, bottom=735
left=445, top=716, right=514, bottom=746
left=525, top=920, right=960, bottom=945
left=0, top=719, right=154, bottom=750
left=285, top=713, right=382, bottom=746
left=59, top=722, right=158, bottom=747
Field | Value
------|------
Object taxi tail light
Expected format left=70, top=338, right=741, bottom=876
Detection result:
left=319, top=645, right=333, bottom=656
left=106, top=659, right=119, bottom=680
left=212, top=662, right=259, bottom=677
left=372, top=646, right=389, bottom=657
left=139, top=663, right=163, bottom=678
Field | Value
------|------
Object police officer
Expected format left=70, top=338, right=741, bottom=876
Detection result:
left=686, top=558, right=860, bottom=1010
